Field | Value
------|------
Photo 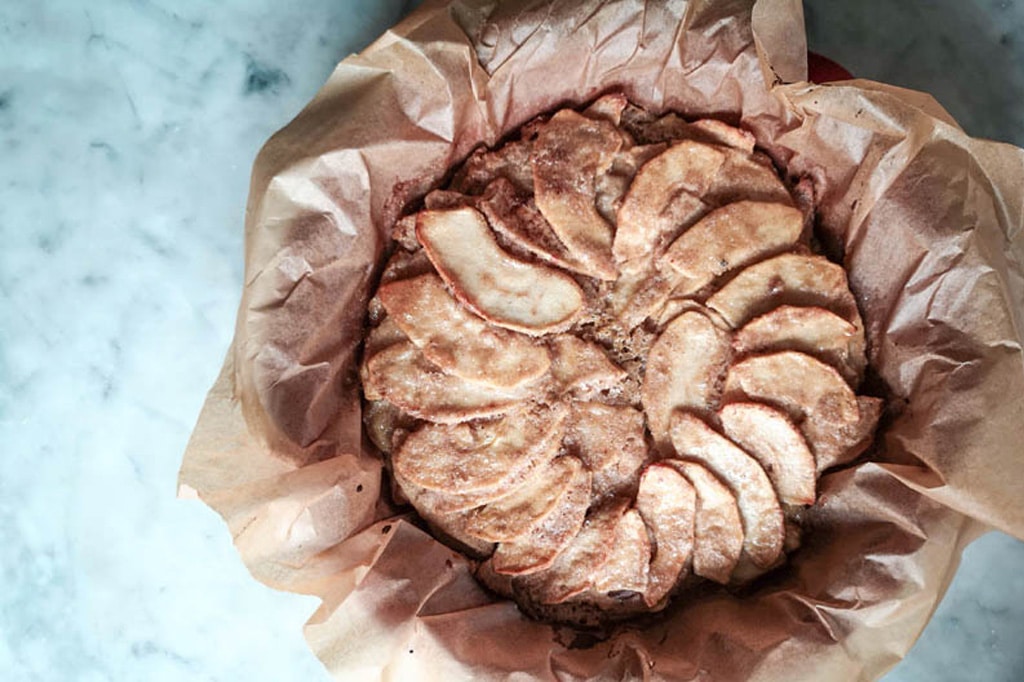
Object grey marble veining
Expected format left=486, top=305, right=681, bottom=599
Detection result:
left=805, top=0, right=1024, bottom=147
left=0, top=1, right=1021, bottom=680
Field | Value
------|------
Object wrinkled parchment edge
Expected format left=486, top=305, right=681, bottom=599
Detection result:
left=179, top=0, right=1024, bottom=679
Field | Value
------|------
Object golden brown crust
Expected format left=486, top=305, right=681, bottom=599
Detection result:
left=360, top=96, right=882, bottom=626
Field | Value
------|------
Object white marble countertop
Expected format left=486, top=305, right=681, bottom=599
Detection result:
left=1, top=1, right=1021, bottom=680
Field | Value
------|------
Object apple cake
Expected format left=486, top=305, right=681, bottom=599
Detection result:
left=359, top=94, right=882, bottom=627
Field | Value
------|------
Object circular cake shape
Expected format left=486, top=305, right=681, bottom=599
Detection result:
left=359, top=94, right=882, bottom=627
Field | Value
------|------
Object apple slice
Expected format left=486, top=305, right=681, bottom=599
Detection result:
left=565, top=401, right=648, bottom=500
left=733, top=305, right=866, bottom=386
left=463, top=456, right=584, bottom=543
left=596, top=143, right=669, bottom=225
left=398, top=410, right=567, bottom=515
left=416, top=206, right=584, bottom=334
left=378, top=272, right=550, bottom=389
left=724, top=351, right=868, bottom=472
left=589, top=509, right=651, bottom=598
left=392, top=403, right=568, bottom=495
left=362, top=341, right=529, bottom=422
left=706, top=252, right=862, bottom=330
left=512, top=500, right=627, bottom=602
left=531, top=109, right=621, bottom=279
left=614, top=140, right=724, bottom=266
left=669, top=412, right=784, bottom=569
left=705, top=149, right=793, bottom=207
left=641, top=310, right=731, bottom=447
left=548, top=335, right=627, bottom=394
left=636, top=464, right=697, bottom=606
left=668, top=460, right=744, bottom=584
left=719, top=402, right=817, bottom=506
left=660, top=201, right=804, bottom=297
left=689, top=119, right=756, bottom=153
left=477, top=178, right=588, bottom=275
left=490, top=463, right=592, bottom=576
left=414, top=504, right=495, bottom=559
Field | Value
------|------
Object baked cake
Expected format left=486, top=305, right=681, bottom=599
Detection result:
left=359, top=94, right=881, bottom=626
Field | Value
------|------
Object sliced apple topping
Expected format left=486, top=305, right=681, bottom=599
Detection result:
left=706, top=252, right=863, bottom=330
left=531, top=109, right=622, bottom=279
left=413, top=503, right=496, bottom=559
left=733, top=305, right=866, bottom=386
left=636, top=463, right=697, bottom=606
left=399, top=411, right=566, bottom=515
left=706, top=149, right=793, bottom=207
left=595, top=143, right=669, bottom=226
left=464, top=456, right=585, bottom=543
left=477, top=177, right=587, bottom=275
left=724, top=351, right=870, bottom=472
left=670, top=412, right=784, bottom=569
left=490, top=463, right=593, bottom=576
left=660, top=200, right=804, bottom=297
left=719, top=402, right=816, bottom=506
left=614, top=140, right=724, bottom=266
left=363, top=100, right=883, bottom=623
left=668, top=460, right=744, bottom=584
left=417, top=206, right=584, bottom=334
left=589, top=509, right=651, bottom=597
left=393, top=404, right=567, bottom=496
left=362, top=341, right=528, bottom=422
left=642, top=310, right=731, bottom=447
left=565, top=401, right=647, bottom=500
left=689, top=118, right=757, bottom=153
left=512, top=500, right=627, bottom=602
left=378, top=272, right=550, bottom=389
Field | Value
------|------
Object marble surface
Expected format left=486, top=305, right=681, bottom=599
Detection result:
left=0, top=1, right=1021, bottom=680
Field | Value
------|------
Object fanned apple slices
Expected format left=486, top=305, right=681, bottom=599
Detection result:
left=417, top=206, right=584, bottom=335
left=669, top=460, right=744, bottom=584
left=660, top=200, right=804, bottom=297
left=362, top=341, right=527, bottom=423
left=614, top=140, right=723, bottom=267
left=392, top=404, right=569, bottom=501
left=706, top=252, right=863, bottom=331
left=724, top=351, right=878, bottom=472
left=641, top=310, right=731, bottom=448
left=378, top=272, right=550, bottom=389
left=732, top=305, right=866, bottom=385
left=531, top=109, right=621, bottom=280
left=719, top=402, right=816, bottom=506
left=670, top=412, right=785, bottom=570
left=361, top=97, right=882, bottom=626
left=635, top=464, right=696, bottom=607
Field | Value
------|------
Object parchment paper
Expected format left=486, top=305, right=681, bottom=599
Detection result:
left=179, top=0, right=1024, bottom=679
